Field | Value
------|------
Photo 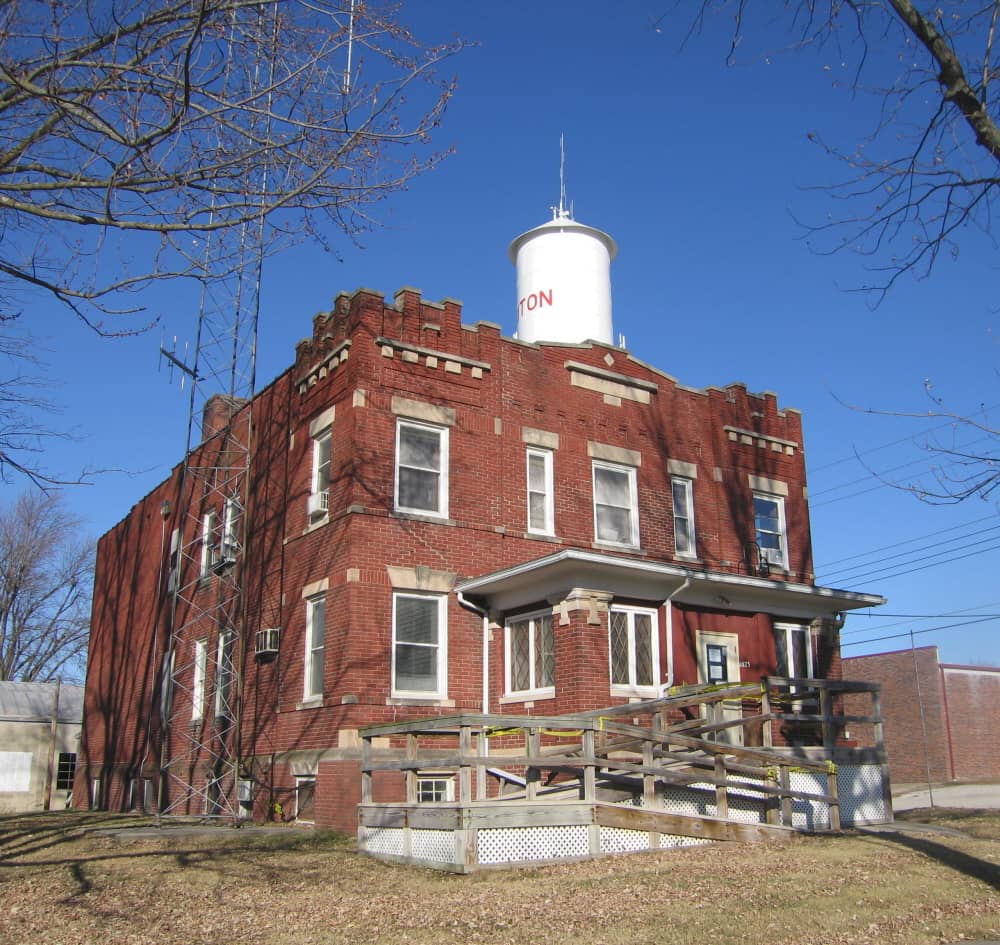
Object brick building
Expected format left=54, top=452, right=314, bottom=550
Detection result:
left=844, top=647, right=1000, bottom=784
left=77, top=212, right=885, bottom=832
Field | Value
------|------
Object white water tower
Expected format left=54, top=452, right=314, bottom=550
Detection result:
left=508, top=207, right=617, bottom=345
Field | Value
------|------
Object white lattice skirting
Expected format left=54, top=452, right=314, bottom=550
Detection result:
left=359, top=763, right=890, bottom=871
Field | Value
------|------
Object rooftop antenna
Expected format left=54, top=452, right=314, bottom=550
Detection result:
left=342, top=0, right=355, bottom=96
left=555, top=133, right=570, bottom=220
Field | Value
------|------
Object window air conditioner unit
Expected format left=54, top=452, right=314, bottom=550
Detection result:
left=255, top=628, right=280, bottom=662
left=307, top=490, right=330, bottom=517
left=213, top=541, right=238, bottom=573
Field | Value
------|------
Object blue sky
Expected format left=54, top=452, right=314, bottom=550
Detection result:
left=10, top=1, right=1000, bottom=665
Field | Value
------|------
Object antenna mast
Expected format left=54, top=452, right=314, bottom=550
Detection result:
left=557, top=133, right=570, bottom=220
left=155, top=4, right=277, bottom=825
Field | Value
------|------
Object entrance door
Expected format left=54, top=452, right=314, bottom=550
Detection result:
left=696, top=630, right=742, bottom=745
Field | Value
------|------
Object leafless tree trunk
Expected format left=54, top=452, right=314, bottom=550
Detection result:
left=0, top=491, right=93, bottom=682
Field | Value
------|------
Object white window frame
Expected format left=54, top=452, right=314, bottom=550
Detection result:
left=215, top=630, right=234, bottom=719
left=776, top=622, right=814, bottom=685
left=192, top=638, right=207, bottom=721
left=504, top=611, right=555, bottom=698
left=526, top=447, right=555, bottom=535
left=671, top=476, right=696, bottom=558
left=303, top=595, right=326, bottom=701
left=220, top=496, right=241, bottom=564
left=416, top=774, right=455, bottom=803
left=753, top=492, right=788, bottom=570
left=295, top=775, right=317, bottom=823
left=592, top=460, right=639, bottom=547
left=167, top=527, right=180, bottom=592
left=160, top=648, right=175, bottom=721
left=608, top=605, right=659, bottom=697
left=199, top=510, right=217, bottom=578
left=394, top=419, right=448, bottom=517
left=391, top=592, right=448, bottom=699
left=309, top=429, right=332, bottom=519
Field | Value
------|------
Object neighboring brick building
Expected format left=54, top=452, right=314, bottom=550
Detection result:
left=844, top=647, right=1000, bottom=784
left=77, top=212, right=884, bottom=833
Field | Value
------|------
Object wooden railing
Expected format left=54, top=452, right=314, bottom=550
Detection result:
left=359, top=679, right=886, bottom=841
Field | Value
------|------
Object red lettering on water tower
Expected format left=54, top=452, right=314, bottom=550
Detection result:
left=517, top=288, right=553, bottom=316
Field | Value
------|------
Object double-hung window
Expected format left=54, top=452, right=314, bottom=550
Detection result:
left=609, top=606, right=659, bottom=696
left=776, top=623, right=813, bottom=682
left=220, top=496, right=241, bottom=565
left=672, top=477, right=696, bottom=557
left=753, top=492, right=788, bottom=570
left=192, top=639, right=207, bottom=721
left=304, top=595, right=326, bottom=700
left=593, top=461, right=639, bottom=547
left=392, top=592, right=447, bottom=698
left=309, top=429, right=332, bottom=520
left=395, top=420, right=448, bottom=517
left=506, top=612, right=555, bottom=696
left=199, top=511, right=217, bottom=578
left=215, top=630, right=234, bottom=719
left=526, top=448, right=554, bottom=535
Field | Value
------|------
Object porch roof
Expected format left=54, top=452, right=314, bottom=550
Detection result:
left=455, top=548, right=885, bottom=621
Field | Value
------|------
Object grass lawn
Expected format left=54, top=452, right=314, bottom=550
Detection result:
left=1, top=809, right=997, bottom=945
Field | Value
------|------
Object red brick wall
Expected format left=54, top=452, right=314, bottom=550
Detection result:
left=844, top=648, right=951, bottom=784
left=941, top=665, right=1000, bottom=781
left=81, top=286, right=844, bottom=831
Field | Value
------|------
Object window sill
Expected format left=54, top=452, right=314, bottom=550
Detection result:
left=674, top=553, right=701, bottom=564
left=302, top=514, right=329, bottom=536
left=611, top=687, right=660, bottom=701
left=499, top=689, right=555, bottom=705
left=592, top=540, right=644, bottom=554
left=523, top=531, right=562, bottom=544
left=392, top=511, right=456, bottom=527
left=386, top=696, right=455, bottom=708
left=296, top=697, right=324, bottom=710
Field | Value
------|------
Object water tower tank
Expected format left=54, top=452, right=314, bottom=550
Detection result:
left=508, top=208, right=617, bottom=345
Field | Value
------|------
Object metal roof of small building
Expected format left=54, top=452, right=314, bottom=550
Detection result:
left=0, top=681, right=85, bottom=723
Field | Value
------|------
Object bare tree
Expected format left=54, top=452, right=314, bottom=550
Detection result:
left=682, top=1, right=1000, bottom=297
left=0, top=0, right=463, bottom=330
left=0, top=491, right=93, bottom=682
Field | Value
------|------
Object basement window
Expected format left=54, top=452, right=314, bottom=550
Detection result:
left=296, top=776, right=316, bottom=823
left=416, top=774, right=455, bottom=803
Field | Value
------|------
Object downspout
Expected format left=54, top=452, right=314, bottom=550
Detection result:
left=661, top=578, right=691, bottom=693
left=456, top=592, right=491, bottom=716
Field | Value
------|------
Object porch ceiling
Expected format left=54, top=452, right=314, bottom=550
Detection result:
left=455, top=548, right=885, bottom=621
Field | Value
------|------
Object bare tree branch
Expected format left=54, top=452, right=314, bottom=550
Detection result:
left=0, top=491, right=93, bottom=682
left=0, top=0, right=465, bottom=326
left=680, top=1, right=1000, bottom=295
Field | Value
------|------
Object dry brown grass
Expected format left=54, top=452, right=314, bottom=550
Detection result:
left=1, top=810, right=997, bottom=945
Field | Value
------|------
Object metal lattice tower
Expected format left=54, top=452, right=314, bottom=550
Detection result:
left=155, top=7, right=274, bottom=823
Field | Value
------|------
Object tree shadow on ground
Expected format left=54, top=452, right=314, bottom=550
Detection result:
left=861, top=827, right=1000, bottom=892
